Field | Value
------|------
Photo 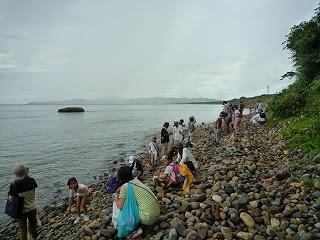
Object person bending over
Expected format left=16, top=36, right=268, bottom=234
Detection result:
left=112, top=166, right=160, bottom=238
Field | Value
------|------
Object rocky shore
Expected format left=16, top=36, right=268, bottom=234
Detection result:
left=1, top=114, right=320, bottom=240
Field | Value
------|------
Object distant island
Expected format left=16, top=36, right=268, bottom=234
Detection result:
left=26, top=97, right=222, bottom=105
left=26, top=94, right=275, bottom=106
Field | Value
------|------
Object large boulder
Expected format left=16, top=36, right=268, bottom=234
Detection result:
left=58, top=107, right=85, bottom=113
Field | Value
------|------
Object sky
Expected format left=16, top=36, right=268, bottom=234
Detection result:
left=0, top=0, right=318, bottom=104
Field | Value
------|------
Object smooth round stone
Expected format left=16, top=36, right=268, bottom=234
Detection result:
left=212, top=195, right=223, bottom=203
left=286, top=227, right=297, bottom=235
left=265, top=226, right=276, bottom=237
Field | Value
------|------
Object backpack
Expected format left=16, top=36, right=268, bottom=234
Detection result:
left=219, top=111, right=228, bottom=118
left=170, top=163, right=185, bottom=184
left=104, top=174, right=119, bottom=193
left=259, top=112, right=266, bottom=118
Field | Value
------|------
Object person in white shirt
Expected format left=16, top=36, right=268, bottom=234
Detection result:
left=176, top=142, right=199, bottom=170
left=250, top=110, right=266, bottom=125
left=172, top=121, right=184, bottom=147
left=148, top=135, right=159, bottom=166
left=233, top=105, right=242, bottom=135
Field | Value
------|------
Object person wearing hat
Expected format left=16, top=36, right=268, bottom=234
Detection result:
left=128, top=156, right=143, bottom=179
left=7, top=163, right=38, bottom=240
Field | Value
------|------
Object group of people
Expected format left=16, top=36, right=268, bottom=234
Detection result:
left=8, top=116, right=198, bottom=239
left=7, top=103, right=268, bottom=239
left=108, top=116, right=199, bottom=238
left=210, top=101, right=244, bottom=145
left=159, top=116, right=197, bottom=158
left=211, top=100, right=266, bottom=145
left=6, top=159, right=155, bottom=239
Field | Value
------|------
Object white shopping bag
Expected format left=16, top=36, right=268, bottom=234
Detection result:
left=112, top=201, right=120, bottom=229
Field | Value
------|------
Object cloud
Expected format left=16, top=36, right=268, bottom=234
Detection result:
left=0, top=0, right=318, bottom=103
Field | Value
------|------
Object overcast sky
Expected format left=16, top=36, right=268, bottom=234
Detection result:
left=0, top=0, right=318, bottom=104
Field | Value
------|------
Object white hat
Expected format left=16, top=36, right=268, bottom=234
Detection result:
left=13, top=164, right=29, bottom=180
left=128, top=156, right=135, bottom=164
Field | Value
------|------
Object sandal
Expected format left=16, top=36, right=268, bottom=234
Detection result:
left=126, top=227, right=143, bottom=239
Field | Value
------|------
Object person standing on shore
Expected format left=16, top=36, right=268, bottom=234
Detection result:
left=179, top=119, right=186, bottom=128
left=222, top=101, right=232, bottom=133
left=239, top=101, right=245, bottom=114
left=214, top=112, right=224, bottom=145
left=7, top=164, right=38, bottom=240
left=233, top=105, right=242, bottom=135
left=148, top=135, right=159, bottom=166
left=67, top=177, right=92, bottom=224
left=187, top=116, right=196, bottom=142
left=160, top=122, right=171, bottom=157
left=172, top=121, right=184, bottom=147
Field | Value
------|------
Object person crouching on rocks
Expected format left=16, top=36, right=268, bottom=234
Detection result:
left=128, top=155, right=144, bottom=180
left=153, top=155, right=180, bottom=187
left=67, top=177, right=93, bottom=224
left=112, top=166, right=160, bottom=238
left=153, top=155, right=195, bottom=192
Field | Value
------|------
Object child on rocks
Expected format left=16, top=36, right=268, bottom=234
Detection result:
left=233, top=105, right=242, bottom=135
left=148, top=135, right=159, bottom=166
left=67, top=177, right=92, bottom=224
left=128, top=155, right=144, bottom=179
left=214, top=112, right=224, bottom=145
left=187, top=116, right=196, bottom=142
left=154, top=155, right=195, bottom=192
left=153, top=155, right=179, bottom=187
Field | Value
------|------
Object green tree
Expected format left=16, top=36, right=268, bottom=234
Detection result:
left=269, top=3, right=320, bottom=118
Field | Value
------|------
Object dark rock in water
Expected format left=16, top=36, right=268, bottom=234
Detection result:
left=58, top=107, right=84, bottom=113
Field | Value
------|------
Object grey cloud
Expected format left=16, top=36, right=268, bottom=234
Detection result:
left=0, top=0, right=318, bottom=103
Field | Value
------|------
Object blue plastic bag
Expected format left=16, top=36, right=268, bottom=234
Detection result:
left=5, top=196, right=24, bottom=219
left=104, top=174, right=119, bottom=193
left=117, top=183, right=140, bottom=238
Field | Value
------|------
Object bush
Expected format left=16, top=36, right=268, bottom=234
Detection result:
left=283, top=117, right=320, bottom=156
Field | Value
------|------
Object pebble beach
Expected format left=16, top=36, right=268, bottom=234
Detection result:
left=1, top=113, right=320, bottom=240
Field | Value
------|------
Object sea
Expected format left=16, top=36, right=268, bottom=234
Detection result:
left=0, top=103, right=222, bottom=226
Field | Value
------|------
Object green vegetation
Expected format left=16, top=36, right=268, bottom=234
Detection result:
left=229, top=94, right=275, bottom=108
left=301, top=178, right=316, bottom=187
left=267, top=3, right=320, bottom=157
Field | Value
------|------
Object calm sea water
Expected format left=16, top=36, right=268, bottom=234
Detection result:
left=0, top=103, right=222, bottom=225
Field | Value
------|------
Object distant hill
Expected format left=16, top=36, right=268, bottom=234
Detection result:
left=26, top=97, right=222, bottom=105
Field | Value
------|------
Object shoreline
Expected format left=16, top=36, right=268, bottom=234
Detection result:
left=1, top=113, right=320, bottom=239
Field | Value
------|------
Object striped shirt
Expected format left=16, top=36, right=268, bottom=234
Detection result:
left=119, top=179, right=160, bottom=225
